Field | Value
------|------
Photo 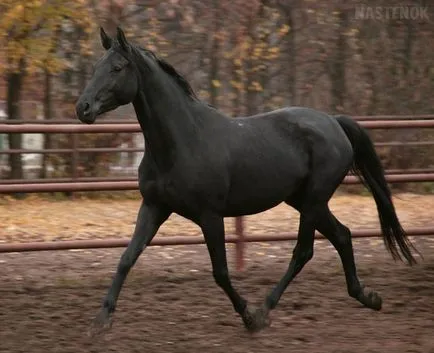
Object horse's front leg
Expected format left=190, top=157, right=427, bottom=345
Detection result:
left=200, top=212, right=269, bottom=332
left=89, top=200, right=170, bottom=336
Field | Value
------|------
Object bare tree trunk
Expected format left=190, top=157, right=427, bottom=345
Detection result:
left=328, top=9, right=348, bottom=113
left=281, top=4, right=296, bottom=105
left=208, top=0, right=222, bottom=107
left=244, top=1, right=264, bottom=116
left=245, top=21, right=257, bottom=116
left=40, top=25, right=61, bottom=179
left=231, top=32, right=243, bottom=117
left=7, top=58, right=25, bottom=181
left=40, top=67, right=53, bottom=179
left=402, top=21, right=414, bottom=77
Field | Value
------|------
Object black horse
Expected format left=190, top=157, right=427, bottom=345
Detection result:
left=76, top=27, right=418, bottom=334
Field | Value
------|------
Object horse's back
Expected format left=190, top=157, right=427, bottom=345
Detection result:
left=244, top=106, right=346, bottom=135
left=245, top=106, right=353, bottom=157
left=221, top=106, right=354, bottom=215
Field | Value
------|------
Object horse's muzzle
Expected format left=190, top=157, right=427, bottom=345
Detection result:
left=76, top=98, right=97, bottom=124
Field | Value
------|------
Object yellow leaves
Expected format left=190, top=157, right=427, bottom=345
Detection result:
left=278, top=24, right=290, bottom=36
left=198, top=89, right=210, bottom=100
left=0, top=0, right=93, bottom=74
left=253, top=46, right=263, bottom=58
left=240, top=40, right=251, bottom=52
left=271, top=11, right=280, bottom=21
left=230, top=80, right=243, bottom=91
left=1, top=4, right=24, bottom=31
left=265, top=46, right=280, bottom=60
left=42, top=56, right=66, bottom=75
left=347, top=27, right=360, bottom=36
left=214, top=31, right=226, bottom=42
left=5, top=40, right=26, bottom=71
left=223, top=51, right=232, bottom=59
left=251, top=64, right=267, bottom=73
left=7, top=3, right=24, bottom=17
left=249, top=81, right=263, bottom=92
left=211, top=80, right=221, bottom=88
left=79, top=40, right=93, bottom=57
left=268, top=47, right=279, bottom=54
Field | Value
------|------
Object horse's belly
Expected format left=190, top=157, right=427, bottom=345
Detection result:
left=223, top=167, right=305, bottom=217
left=223, top=198, right=284, bottom=217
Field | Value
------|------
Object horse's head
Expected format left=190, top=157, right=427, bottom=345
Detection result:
left=75, top=27, right=139, bottom=124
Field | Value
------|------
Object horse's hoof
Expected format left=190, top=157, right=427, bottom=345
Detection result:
left=357, top=285, right=382, bottom=311
left=87, top=310, right=113, bottom=337
left=242, top=305, right=271, bottom=333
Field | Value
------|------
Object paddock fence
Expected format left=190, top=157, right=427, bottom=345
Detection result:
left=0, top=115, right=433, bottom=270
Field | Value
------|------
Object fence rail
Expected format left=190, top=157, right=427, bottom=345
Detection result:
left=1, top=119, right=434, bottom=134
left=3, top=114, right=434, bottom=124
left=1, top=141, right=434, bottom=156
left=0, top=173, right=433, bottom=194
left=0, top=226, right=433, bottom=254
left=0, top=116, right=433, bottom=270
left=1, top=169, right=434, bottom=185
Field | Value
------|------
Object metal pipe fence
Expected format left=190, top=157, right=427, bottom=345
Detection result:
left=0, top=116, right=433, bottom=270
left=0, top=173, right=433, bottom=194
left=1, top=141, right=433, bottom=156
left=3, top=114, right=434, bottom=124
left=1, top=119, right=434, bottom=133
left=1, top=227, right=433, bottom=254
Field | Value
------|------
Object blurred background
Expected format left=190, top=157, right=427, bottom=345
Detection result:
left=0, top=2, right=434, bottom=352
left=0, top=0, right=432, bottom=192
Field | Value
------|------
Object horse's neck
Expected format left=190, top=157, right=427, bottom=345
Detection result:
left=132, top=78, right=201, bottom=169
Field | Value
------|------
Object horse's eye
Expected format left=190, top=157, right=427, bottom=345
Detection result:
left=113, top=66, right=122, bottom=72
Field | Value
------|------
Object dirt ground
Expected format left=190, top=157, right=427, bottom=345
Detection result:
left=0, top=194, right=434, bottom=353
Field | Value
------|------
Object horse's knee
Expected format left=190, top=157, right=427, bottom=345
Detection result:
left=300, top=248, right=313, bottom=267
left=293, top=244, right=313, bottom=264
left=304, top=248, right=314, bottom=262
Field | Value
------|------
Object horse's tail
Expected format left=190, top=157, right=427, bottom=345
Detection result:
left=335, top=114, right=419, bottom=265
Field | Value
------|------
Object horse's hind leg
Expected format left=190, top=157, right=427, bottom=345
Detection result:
left=89, top=201, right=170, bottom=336
left=263, top=203, right=318, bottom=312
left=261, top=150, right=351, bottom=317
left=315, top=207, right=382, bottom=310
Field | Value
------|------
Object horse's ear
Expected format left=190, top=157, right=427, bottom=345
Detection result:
left=100, top=27, right=112, bottom=50
left=116, top=26, right=130, bottom=52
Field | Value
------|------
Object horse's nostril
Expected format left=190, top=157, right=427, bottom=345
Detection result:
left=83, top=102, right=90, bottom=116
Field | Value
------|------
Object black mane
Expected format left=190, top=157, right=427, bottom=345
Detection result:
left=140, top=48, right=200, bottom=102
left=112, top=35, right=215, bottom=106
left=111, top=39, right=200, bottom=102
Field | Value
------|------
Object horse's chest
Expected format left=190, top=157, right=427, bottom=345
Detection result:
left=141, top=171, right=227, bottom=218
left=141, top=177, right=191, bottom=207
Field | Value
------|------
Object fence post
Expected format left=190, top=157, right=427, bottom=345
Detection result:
left=235, top=216, right=245, bottom=271
left=71, top=133, right=79, bottom=199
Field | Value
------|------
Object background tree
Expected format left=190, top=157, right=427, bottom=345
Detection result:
left=0, top=0, right=92, bottom=182
left=0, top=0, right=432, bottom=192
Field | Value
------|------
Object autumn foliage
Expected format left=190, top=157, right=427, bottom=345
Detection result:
left=1, top=0, right=93, bottom=74
left=0, top=0, right=433, bottom=189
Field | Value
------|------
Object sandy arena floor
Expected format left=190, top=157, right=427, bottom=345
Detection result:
left=0, top=193, right=433, bottom=353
